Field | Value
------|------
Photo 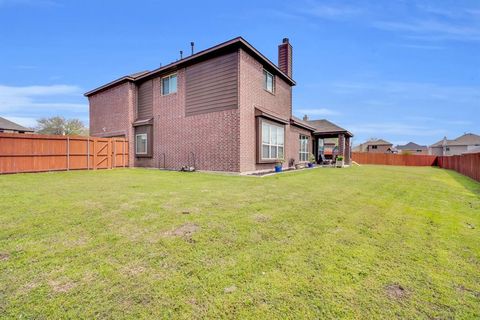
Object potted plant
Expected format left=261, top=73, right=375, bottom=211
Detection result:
left=275, top=159, right=284, bottom=172
left=308, top=153, right=316, bottom=168
left=336, top=155, right=344, bottom=167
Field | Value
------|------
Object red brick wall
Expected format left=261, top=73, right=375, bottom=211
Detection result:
left=89, top=82, right=133, bottom=138
left=89, top=48, right=298, bottom=173
left=135, top=68, right=240, bottom=171
left=238, top=48, right=295, bottom=172
left=88, top=82, right=136, bottom=165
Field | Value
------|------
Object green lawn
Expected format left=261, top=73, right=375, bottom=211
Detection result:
left=0, top=166, right=479, bottom=319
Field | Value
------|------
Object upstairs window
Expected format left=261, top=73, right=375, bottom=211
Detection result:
left=261, top=121, right=284, bottom=160
left=371, top=145, right=378, bottom=150
left=162, top=73, right=177, bottom=95
left=299, top=135, right=309, bottom=162
left=263, top=70, right=275, bottom=93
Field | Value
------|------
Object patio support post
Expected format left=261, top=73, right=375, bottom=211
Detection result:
left=345, top=136, right=351, bottom=164
left=338, top=134, right=345, bottom=159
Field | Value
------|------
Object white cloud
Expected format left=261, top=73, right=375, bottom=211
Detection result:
left=301, top=4, right=363, bottom=19
left=0, top=84, right=86, bottom=113
left=373, top=19, right=480, bottom=41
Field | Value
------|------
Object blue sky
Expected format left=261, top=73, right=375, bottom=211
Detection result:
left=0, top=0, right=478, bottom=146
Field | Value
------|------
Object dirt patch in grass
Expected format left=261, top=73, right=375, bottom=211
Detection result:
left=253, top=214, right=270, bottom=222
left=122, top=264, right=146, bottom=277
left=385, top=284, right=408, bottom=300
left=164, top=223, right=200, bottom=239
left=49, top=278, right=76, bottom=293
left=456, top=285, right=480, bottom=298
left=0, top=252, right=10, bottom=261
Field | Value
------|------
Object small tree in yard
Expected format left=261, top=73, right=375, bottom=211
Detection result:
left=36, top=116, right=88, bottom=136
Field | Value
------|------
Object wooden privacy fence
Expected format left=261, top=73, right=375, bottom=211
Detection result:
left=0, top=133, right=129, bottom=174
left=438, top=153, right=480, bottom=182
left=352, top=152, right=438, bottom=166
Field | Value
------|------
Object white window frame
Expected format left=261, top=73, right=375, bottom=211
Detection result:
left=161, top=73, right=177, bottom=96
left=299, top=135, right=309, bottom=162
left=263, top=69, right=275, bottom=93
left=135, top=133, right=148, bottom=155
left=261, top=121, right=284, bottom=160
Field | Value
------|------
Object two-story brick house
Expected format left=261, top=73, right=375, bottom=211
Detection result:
left=85, top=37, right=352, bottom=173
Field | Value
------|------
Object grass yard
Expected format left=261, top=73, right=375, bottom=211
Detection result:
left=0, top=166, right=479, bottom=319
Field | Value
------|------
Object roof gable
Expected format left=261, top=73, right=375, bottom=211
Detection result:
left=0, top=117, right=34, bottom=132
left=85, top=37, right=295, bottom=97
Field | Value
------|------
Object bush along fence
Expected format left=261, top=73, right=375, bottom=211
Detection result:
left=352, top=152, right=480, bottom=182
left=0, top=133, right=128, bottom=174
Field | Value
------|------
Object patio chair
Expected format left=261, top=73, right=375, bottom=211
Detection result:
left=319, top=154, right=333, bottom=166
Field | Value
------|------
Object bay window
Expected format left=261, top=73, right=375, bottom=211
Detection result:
left=261, top=121, right=284, bottom=160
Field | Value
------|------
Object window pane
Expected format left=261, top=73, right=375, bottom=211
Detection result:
left=271, top=126, right=277, bottom=145
left=170, top=75, right=177, bottom=93
left=162, top=77, right=169, bottom=95
left=270, top=146, right=277, bottom=158
left=262, top=123, right=269, bottom=144
left=136, top=134, right=147, bottom=154
left=278, top=147, right=284, bottom=159
left=278, top=128, right=284, bottom=146
left=262, top=144, right=270, bottom=159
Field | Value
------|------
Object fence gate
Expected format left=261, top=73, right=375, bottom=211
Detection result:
left=0, top=133, right=129, bottom=174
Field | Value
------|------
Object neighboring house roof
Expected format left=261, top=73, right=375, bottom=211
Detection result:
left=430, top=133, right=480, bottom=147
left=362, top=139, right=392, bottom=146
left=306, top=119, right=353, bottom=137
left=0, top=116, right=34, bottom=132
left=85, top=37, right=296, bottom=97
left=396, top=142, right=428, bottom=150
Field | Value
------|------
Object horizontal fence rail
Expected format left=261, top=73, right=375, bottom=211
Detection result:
left=438, top=153, right=480, bottom=182
left=352, top=152, right=438, bottom=166
left=0, top=133, right=128, bottom=174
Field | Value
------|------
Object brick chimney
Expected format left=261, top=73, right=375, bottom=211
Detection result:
left=278, top=38, right=292, bottom=78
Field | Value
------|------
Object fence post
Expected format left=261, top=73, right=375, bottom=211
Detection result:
left=93, top=139, right=97, bottom=170
left=87, top=138, right=90, bottom=170
left=123, top=139, right=126, bottom=168
left=66, top=136, right=70, bottom=171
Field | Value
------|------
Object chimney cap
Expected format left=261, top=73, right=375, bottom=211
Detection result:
left=283, top=38, right=289, bottom=44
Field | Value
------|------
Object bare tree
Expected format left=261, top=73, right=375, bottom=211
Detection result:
left=36, top=116, right=88, bottom=136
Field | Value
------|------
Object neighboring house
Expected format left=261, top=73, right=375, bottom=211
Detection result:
left=396, top=142, right=428, bottom=155
left=429, top=133, right=480, bottom=156
left=0, top=117, right=34, bottom=134
left=85, top=37, right=353, bottom=173
left=463, top=146, right=480, bottom=154
left=353, top=139, right=393, bottom=153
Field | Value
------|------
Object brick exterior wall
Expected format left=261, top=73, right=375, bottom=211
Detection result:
left=88, top=45, right=317, bottom=173
left=134, top=68, right=240, bottom=171
left=239, top=48, right=301, bottom=172
left=88, top=81, right=136, bottom=165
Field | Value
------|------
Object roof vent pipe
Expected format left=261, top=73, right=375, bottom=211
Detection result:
left=190, top=42, right=195, bottom=55
left=180, top=50, right=183, bottom=59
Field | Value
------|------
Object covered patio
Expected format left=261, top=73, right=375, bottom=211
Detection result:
left=306, top=119, right=353, bottom=165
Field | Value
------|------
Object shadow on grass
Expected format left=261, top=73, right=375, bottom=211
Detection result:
left=437, top=166, right=480, bottom=198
